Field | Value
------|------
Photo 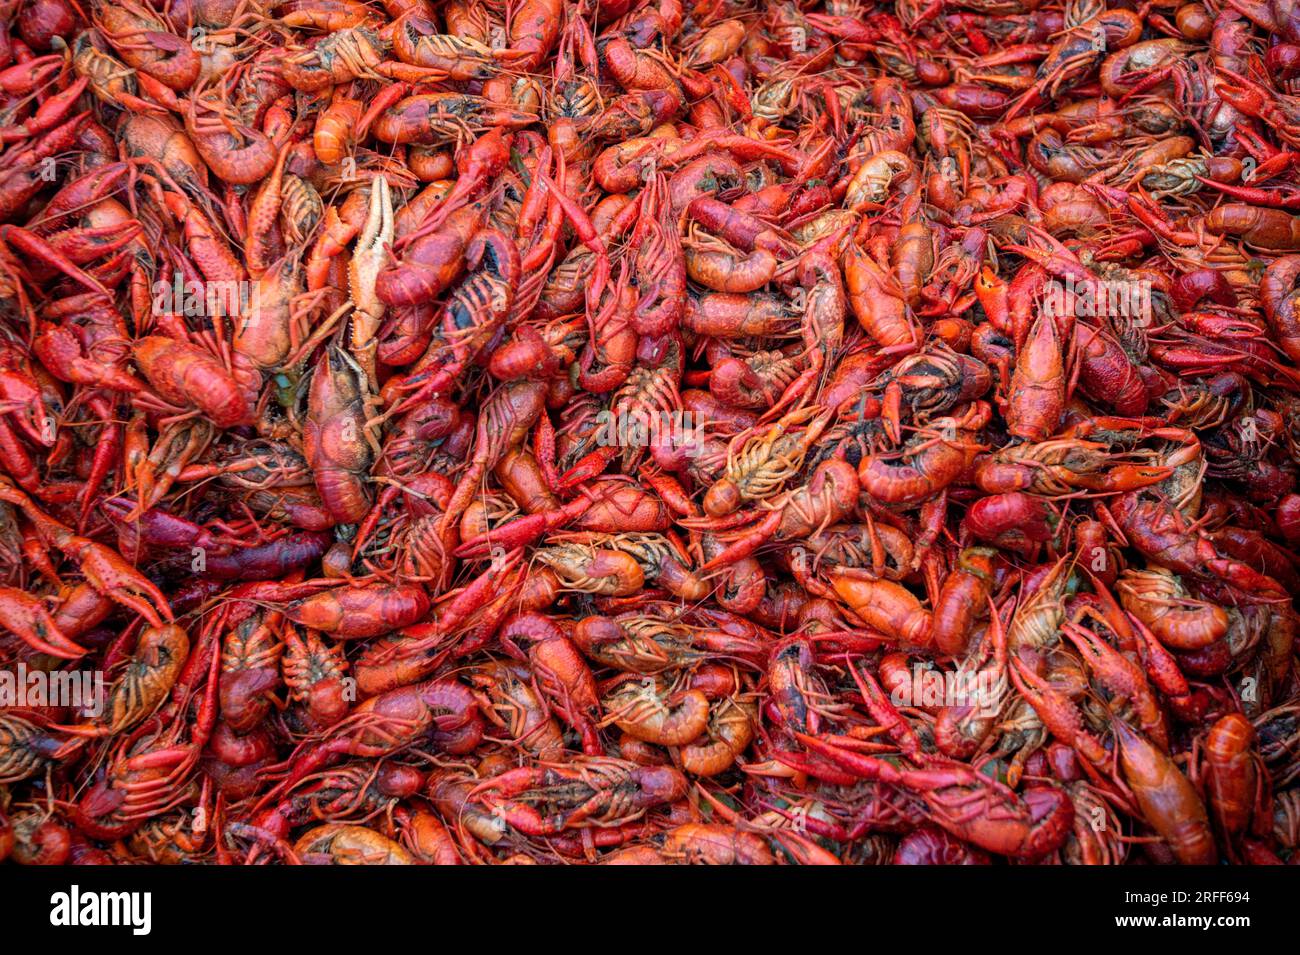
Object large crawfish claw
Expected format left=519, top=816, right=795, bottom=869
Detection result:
left=350, top=174, right=394, bottom=325
left=0, top=586, right=88, bottom=659
left=349, top=174, right=395, bottom=388
left=70, top=537, right=174, bottom=627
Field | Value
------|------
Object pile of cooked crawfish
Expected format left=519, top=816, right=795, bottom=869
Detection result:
left=3, top=0, right=1300, bottom=867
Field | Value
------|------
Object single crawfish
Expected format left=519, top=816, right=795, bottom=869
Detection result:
left=234, top=255, right=306, bottom=372
left=935, top=602, right=1011, bottom=758
left=408, top=378, right=539, bottom=533
left=281, top=27, right=399, bottom=91
left=974, top=438, right=1170, bottom=496
left=1006, top=311, right=1065, bottom=441
left=254, top=761, right=425, bottom=842
left=682, top=220, right=780, bottom=294
left=697, top=458, right=861, bottom=572
left=371, top=92, right=536, bottom=146
left=931, top=549, right=999, bottom=657
left=292, top=824, right=414, bottom=864
left=470, top=757, right=688, bottom=835
left=1062, top=780, right=1128, bottom=865
left=1196, top=713, right=1270, bottom=855
left=578, top=261, right=638, bottom=394
left=829, top=572, right=933, bottom=647
left=376, top=197, right=485, bottom=313
left=304, top=346, right=375, bottom=525
left=648, top=823, right=776, bottom=865
left=1114, top=719, right=1217, bottom=864
left=877, top=346, right=992, bottom=432
left=709, top=344, right=806, bottom=413
left=261, top=678, right=483, bottom=807
left=1063, top=615, right=1169, bottom=751
left=561, top=531, right=705, bottom=601
left=59, top=624, right=189, bottom=737
left=3, top=806, right=72, bottom=864
left=69, top=30, right=155, bottom=113
left=534, top=540, right=646, bottom=596
left=787, top=522, right=915, bottom=591
left=631, top=174, right=687, bottom=338
left=468, top=659, right=566, bottom=759
left=219, top=608, right=284, bottom=733
left=358, top=478, right=458, bottom=588
left=797, top=732, right=1074, bottom=859
left=601, top=674, right=711, bottom=747
left=858, top=402, right=988, bottom=505
left=681, top=694, right=759, bottom=777
left=1010, top=9, right=1142, bottom=114
left=133, top=335, right=259, bottom=429
left=0, top=712, right=73, bottom=783
left=703, top=405, right=831, bottom=517
left=280, top=623, right=350, bottom=729
left=92, top=0, right=200, bottom=91
left=391, top=11, right=502, bottom=81
left=1117, top=566, right=1228, bottom=651
left=285, top=580, right=431, bottom=639
left=767, top=636, right=844, bottom=736
left=126, top=811, right=211, bottom=864
left=426, top=767, right=510, bottom=849
left=606, top=338, right=684, bottom=469
left=72, top=632, right=219, bottom=839
left=1007, top=558, right=1072, bottom=652
left=440, top=228, right=520, bottom=375
left=1112, top=487, right=1287, bottom=603
left=182, top=83, right=277, bottom=185
left=281, top=174, right=322, bottom=246
left=571, top=612, right=706, bottom=674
